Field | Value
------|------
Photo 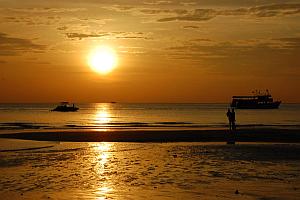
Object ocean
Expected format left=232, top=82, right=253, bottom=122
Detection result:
left=0, top=103, right=300, bottom=133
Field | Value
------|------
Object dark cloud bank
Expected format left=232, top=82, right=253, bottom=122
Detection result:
left=0, top=32, right=45, bottom=56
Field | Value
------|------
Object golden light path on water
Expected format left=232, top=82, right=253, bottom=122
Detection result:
left=89, top=142, right=113, bottom=199
left=90, top=104, right=114, bottom=198
left=94, top=104, right=112, bottom=131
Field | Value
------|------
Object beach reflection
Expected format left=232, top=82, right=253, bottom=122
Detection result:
left=94, top=104, right=112, bottom=130
left=96, top=186, right=112, bottom=200
left=1, top=141, right=300, bottom=199
left=91, top=142, right=113, bottom=199
left=94, top=142, right=110, bottom=166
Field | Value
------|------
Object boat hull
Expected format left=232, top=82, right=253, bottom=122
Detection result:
left=51, top=107, right=79, bottom=112
left=232, top=101, right=281, bottom=109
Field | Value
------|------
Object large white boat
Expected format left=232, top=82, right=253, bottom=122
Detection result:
left=231, top=90, right=281, bottom=109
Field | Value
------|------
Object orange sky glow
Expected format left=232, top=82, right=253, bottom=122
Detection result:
left=0, top=0, right=299, bottom=103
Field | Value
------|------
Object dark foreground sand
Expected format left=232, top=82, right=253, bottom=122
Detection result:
left=1, top=128, right=300, bottom=143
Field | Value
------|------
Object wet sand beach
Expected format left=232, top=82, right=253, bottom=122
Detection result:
left=0, top=141, right=300, bottom=200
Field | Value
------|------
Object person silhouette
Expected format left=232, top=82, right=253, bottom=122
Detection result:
left=226, top=108, right=232, bottom=130
left=231, top=108, right=236, bottom=130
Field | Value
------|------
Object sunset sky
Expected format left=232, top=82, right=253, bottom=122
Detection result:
left=0, top=0, right=299, bottom=103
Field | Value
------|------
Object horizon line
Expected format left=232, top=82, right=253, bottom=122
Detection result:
left=0, top=101, right=299, bottom=104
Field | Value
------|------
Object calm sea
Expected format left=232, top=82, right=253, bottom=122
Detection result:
left=0, top=103, right=299, bottom=133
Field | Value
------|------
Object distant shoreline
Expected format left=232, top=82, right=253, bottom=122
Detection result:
left=0, top=128, right=300, bottom=143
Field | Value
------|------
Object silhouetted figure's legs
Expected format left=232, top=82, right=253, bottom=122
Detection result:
left=226, top=108, right=232, bottom=130
left=232, top=120, right=236, bottom=130
left=226, top=108, right=236, bottom=144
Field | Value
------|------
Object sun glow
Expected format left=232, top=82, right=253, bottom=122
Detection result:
left=88, top=46, right=118, bottom=74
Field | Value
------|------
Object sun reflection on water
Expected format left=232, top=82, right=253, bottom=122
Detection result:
left=95, top=142, right=111, bottom=166
left=94, top=104, right=112, bottom=130
left=96, top=110, right=110, bottom=124
left=96, top=186, right=113, bottom=200
left=90, top=142, right=114, bottom=199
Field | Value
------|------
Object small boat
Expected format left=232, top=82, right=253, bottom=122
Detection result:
left=231, top=90, right=281, bottom=109
left=51, top=102, right=79, bottom=112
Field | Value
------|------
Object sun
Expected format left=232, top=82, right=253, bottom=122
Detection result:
left=88, top=46, right=118, bottom=74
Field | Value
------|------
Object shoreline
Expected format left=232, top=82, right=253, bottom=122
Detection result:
left=0, top=128, right=300, bottom=143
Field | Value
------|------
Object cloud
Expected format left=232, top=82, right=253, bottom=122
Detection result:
left=2, top=15, right=61, bottom=26
left=143, top=1, right=173, bottom=5
left=65, top=32, right=152, bottom=40
left=1, top=7, right=86, bottom=13
left=140, top=9, right=188, bottom=15
left=180, top=2, right=197, bottom=6
left=66, top=32, right=110, bottom=40
left=272, top=37, right=300, bottom=49
left=0, top=33, right=46, bottom=56
left=275, top=37, right=300, bottom=44
left=191, top=38, right=212, bottom=42
left=183, top=25, right=199, bottom=29
left=156, top=3, right=300, bottom=22
left=158, top=9, right=216, bottom=22
left=103, top=5, right=136, bottom=12
left=249, top=3, right=300, bottom=17
left=165, top=37, right=300, bottom=76
left=166, top=37, right=300, bottom=60
left=115, top=36, right=151, bottom=40
left=0, top=7, right=87, bottom=27
left=57, top=26, right=68, bottom=31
